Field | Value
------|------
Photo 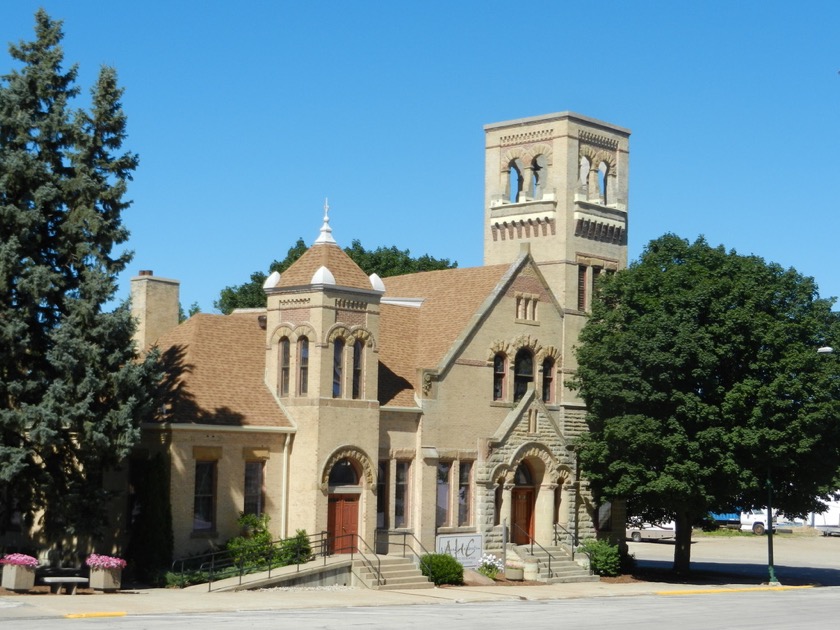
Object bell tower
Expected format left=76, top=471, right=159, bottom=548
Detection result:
left=483, top=112, right=630, bottom=310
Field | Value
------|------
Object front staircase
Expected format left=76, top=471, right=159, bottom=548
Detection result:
left=354, top=555, right=434, bottom=590
left=512, top=545, right=599, bottom=584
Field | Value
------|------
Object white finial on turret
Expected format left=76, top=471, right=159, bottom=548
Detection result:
left=314, top=197, right=336, bottom=245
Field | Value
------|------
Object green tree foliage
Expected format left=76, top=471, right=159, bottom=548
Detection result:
left=125, top=454, right=173, bottom=584
left=0, top=11, right=161, bottom=546
left=215, top=238, right=457, bottom=314
left=571, top=234, right=840, bottom=574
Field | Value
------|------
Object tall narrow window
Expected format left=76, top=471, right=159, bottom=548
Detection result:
left=513, top=349, right=533, bottom=402
left=333, top=338, right=345, bottom=398
left=298, top=337, right=309, bottom=395
left=598, top=162, right=608, bottom=204
left=458, top=462, right=472, bottom=526
left=352, top=339, right=363, bottom=399
left=493, top=354, right=506, bottom=401
left=577, top=266, right=587, bottom=311
left=279, top=337, right=290, bottom=396
left=591, top=266, right=602, bottom=302
left=508, top=160, right=523, bottom=202
left=436, top=462, right=452, bottom=527
left=541, top=358, right=555, bottom=403
left=244, top=461, right=264, bottom=516
left=376, top=462, right=388, bottom=529
left=395, top=461, right=410, bottom=528
left=193, top=461, right=216, bottom=532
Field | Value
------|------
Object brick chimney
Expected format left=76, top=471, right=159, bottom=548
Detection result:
left=131, top=270, right=180, bottom=351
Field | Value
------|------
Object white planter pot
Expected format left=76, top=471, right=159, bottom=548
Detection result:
left=505, top=567, right=524, bottom=581
left=2, top=564, right=36, bottom=592
left=89, top=568, right=121, bottom=592
left=523, top=559, right=539, bottom=581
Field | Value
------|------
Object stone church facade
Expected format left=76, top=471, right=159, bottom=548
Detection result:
left=128, top=111, right=631, bottom=562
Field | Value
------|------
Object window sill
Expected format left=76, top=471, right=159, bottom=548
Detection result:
left=190, top=530, right=218, bottom=539
left=436, top=526, right=477, bottom=535
left=514, top=319, right=540, bottom=326
left=490, top=401, right=513, bottom=408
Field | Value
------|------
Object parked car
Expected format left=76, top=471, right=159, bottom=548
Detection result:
left=740, top=509, right=804, bottom=534
left=626, top=521, right=676, bottom=542
left=741, top=509, right=770, bottom=535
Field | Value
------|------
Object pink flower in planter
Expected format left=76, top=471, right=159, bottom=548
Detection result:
left=0, top=553, right=38, bottom=567
left=85, top=554, right=127, bottom=570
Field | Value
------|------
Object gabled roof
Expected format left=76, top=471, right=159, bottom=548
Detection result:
left=277, top=242, right=372, bottom=290
left=377, top=264, right=511, bottom=406
left=154, top=313, right=292, bottom=428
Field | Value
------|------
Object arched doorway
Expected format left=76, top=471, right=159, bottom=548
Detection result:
left=327, top=458, right=360, bottom=553
left=511, top=462, right=535, bottom=545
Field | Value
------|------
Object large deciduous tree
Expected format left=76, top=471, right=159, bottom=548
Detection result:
left=0, top=11, right=160, bottom=547
left=215, top=238, right=457, bottom=314
left=571, top=234, right=840, bottom=574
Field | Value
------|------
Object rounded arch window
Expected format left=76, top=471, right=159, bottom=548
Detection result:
left=514, top=461, right=533, bottom=486
left=328, top=458, right=359, bottom=486
left=508, top=159, right=524, bottom=202
left=513, top=348, right=534, bottom=402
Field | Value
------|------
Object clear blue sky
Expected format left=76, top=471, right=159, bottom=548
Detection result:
left=3, top=1, right=838, bottom=313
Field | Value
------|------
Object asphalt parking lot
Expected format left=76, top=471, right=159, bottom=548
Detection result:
left=628, top=530, right=840, bottom=586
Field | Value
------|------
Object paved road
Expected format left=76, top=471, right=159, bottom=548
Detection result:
left=4, top=588, right=839, bottom=629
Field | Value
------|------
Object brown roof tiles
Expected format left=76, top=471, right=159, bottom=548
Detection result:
left=154, top=313, right=292, bottom=428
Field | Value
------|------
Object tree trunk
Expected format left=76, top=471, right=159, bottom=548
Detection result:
left=672, top=513, right=693, bottom=574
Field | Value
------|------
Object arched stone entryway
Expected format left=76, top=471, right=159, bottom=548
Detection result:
left=326, top=457, right=361, bottom=553
left=511, top=461, right=535, bottom=544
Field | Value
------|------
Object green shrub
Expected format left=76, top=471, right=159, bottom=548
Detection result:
left=226, top=513, right=272, bottom=567
left=419, top=553, right=464, bottom=585
left=277, top=529, right=313, bottom=566
left=578, top=539, right=621, bottom=577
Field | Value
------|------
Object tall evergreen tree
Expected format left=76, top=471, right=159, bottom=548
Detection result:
left=0, top=11, right=160, bottom=546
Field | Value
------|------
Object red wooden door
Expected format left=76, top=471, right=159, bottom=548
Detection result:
left=328, top=495, right=359, bottom=553
left=512, top=488, right=534, bottom=545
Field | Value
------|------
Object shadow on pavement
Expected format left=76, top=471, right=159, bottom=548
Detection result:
left=633, top=559, right=840, bottom=587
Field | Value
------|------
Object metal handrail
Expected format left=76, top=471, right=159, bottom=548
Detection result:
left=375, top=529, right=436, bottom=584
left=510, top=523, right=571, bottom=578
left=170, top=531, right=327, bottom=590
left=328, top=532, right=383, bottom=587
left=553, top=523, right=577, bottom=559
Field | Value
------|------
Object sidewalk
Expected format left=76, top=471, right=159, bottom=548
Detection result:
left=0, top=579, right=810, bottom=621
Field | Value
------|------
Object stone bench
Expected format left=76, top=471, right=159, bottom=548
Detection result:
left=41, top=576, right=89, bottom=595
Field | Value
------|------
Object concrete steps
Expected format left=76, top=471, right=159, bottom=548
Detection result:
left=354, top=555, right=434, bottom=590
left=513, top=545, right=599, bottom=584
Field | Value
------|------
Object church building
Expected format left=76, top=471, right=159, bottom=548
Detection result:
left=131, top=111, right=631, bottom=562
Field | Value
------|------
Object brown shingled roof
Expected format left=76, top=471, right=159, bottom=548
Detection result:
left=377, top=264, right=510, bottom=406
left=278, top=242, right=371, bottom=290
left=154, top=313, right=292, bottom=428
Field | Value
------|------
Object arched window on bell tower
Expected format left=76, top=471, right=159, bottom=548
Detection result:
left=507, top=159, right=524, bottom=202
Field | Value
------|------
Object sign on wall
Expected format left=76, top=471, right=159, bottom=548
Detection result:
left=435, top=533, right=483, bottom=568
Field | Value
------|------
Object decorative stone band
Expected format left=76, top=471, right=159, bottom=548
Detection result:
left=573, top=211, right=625, bottom=244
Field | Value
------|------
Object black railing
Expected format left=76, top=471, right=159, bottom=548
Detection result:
left=329, top=532, right=383, bottom=587
left=375, top=529, right=436, bottom=584
left=553, top=523, right=577, bottom=559
left=511, top=523, right=572, bottom=578
left=170, top=531, right=327, bottom=591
